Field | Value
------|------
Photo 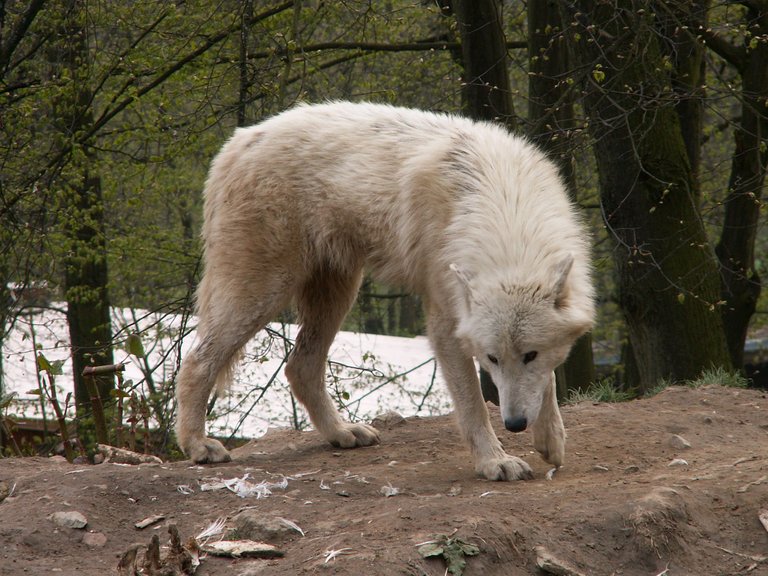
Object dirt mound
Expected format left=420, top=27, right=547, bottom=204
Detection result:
left=1, top=385, right=767, bottom=575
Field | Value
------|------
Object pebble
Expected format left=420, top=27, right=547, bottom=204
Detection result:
left=82, top=531, right=107, bottom=547
left=668, top=458, right=689, bottom=467
left=380, top=484, right=399, bottom=497
left=670, top=434, right=692, bottom=450
left=371, top=410, right=406, bottom=429
left=49, top=511, right=88, bottom=529
left=232, top=511, right=304, bottom=544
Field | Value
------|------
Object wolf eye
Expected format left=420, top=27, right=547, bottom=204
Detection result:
left=487, top=354, right=499, bottom=365
left=523, top=351, right=538, bottom=364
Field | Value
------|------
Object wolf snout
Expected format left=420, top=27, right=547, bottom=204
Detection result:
left=504, top=415, right=528, bottom=432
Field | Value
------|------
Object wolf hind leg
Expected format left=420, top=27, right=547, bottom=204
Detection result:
left=286, top=265, right=380, bottom=449
left=532, top=372, right=566, bottom=467
left=175, top=275, right=291, bottom=464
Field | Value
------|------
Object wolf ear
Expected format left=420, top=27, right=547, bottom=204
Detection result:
left=450, top=264, right=474, bottom=304
left=552, top=254, right=574, bottom=308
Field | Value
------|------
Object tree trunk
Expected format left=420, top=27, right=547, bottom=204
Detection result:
left=453, top=0, right=516, bottom=127
left=64, top=170, right=115, bottom=411
left=561, top=0, right=732, bottom=391
left=528, top=0, right=595, bottom=398
left=711, top=5, right=768, bottom=369
left=57, top=2, right=115, bottom=416
left=452, top=0, right=517, bottom=404
left=656, top=1, right=710, bottom=204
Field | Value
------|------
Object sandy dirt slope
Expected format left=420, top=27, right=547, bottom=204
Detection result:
left=1, top=385, right=767, bottom=575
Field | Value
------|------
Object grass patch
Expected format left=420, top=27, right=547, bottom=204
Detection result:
left=566, top=367, right=750, bottom=405
left=565, top=378, right=633, bottom=404
left=645, top=377, right=675, bottom=398
left=645, top=367, right=749, bottom=397
left=686, top=366, right=749, bottom=389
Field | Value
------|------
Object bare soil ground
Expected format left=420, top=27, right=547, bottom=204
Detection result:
left=1, top=385, right=767, bottom=576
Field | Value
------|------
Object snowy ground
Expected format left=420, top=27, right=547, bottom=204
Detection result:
left=2, top=305, right=451, bottom=439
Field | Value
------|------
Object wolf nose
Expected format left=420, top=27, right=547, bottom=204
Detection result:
left=504, top=416, right=528, bottom=432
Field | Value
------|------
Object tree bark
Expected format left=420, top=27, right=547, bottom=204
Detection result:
left=710, top=4, right=768, bottom=368
left=452, top=0, right=517, bottom=404
left=656, top=1, right=710, bottom=204
left=561, top=0, right=732, bottom=391
left=57, top=1, right=115, bottom=415
left=453, top=0, right=516, bottom=127
left=528, top=0, right=595, bottom=398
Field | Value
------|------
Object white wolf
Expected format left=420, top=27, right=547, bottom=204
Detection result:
left=175, top=101, right=594, bottom=481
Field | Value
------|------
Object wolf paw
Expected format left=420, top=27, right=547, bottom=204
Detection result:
left=533, top=419, right=565, bottom=468
left=186, top=437, right=232, bottom=464
left=477, top=455, right=533, bottom=482
left=327, top=423, right=381, bottom=449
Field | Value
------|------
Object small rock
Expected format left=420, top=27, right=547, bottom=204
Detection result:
left=336, top=490, right=350, bottom=498
left=231, top=512, right=304, bottom=545
left=49, top=511, right=88, bottom=529
left=371, top=411, right=406, bottom=429
left=534, top=545, right=587, bottom=576
left=759, top=510, right=768, bottom=534
left=670, top=434, right=692, bottom=450
left=624, top=465, right=641, bottom=474
left=380, top=484, right=399, bottom=497
left=48, top=455, right=68, bottom=463
left=82, top=531, right=107, bottom=547
left=592, top=465, right=609, bottom=472
left=668, top=458, right=689, bottom=467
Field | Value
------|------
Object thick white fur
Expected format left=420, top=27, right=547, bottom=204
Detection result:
left=175, top=101, right=595, bottom=481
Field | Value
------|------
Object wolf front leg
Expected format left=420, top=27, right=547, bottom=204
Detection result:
left=428, top=311, right=533, bottom=482
left=531, top=372, right=566, bottom=468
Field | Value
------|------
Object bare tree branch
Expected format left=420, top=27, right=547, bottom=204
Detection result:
left=0, top=0, right=47, bottom=74
left=248, top=38, right=527, bottom=61
left=700, top=28, right=745, bottom=71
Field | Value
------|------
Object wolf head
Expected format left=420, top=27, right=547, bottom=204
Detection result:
left=451, top=255, right=593, bottom=432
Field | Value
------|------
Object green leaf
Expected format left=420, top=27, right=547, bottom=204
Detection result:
left=37, top=352, right=52, bottom=373
left=418, top=542, right=445, bottom=558
left=592, top=64, right=606, bottom=83
left=126, top=333, right=145, bottom=358
left=36, top=353, right=63, bottom=376
left=417, top=536, right=479, bottom=576
left=26, top=389, right=43, bottom=396
left=1, top=392, right=18, bottom=409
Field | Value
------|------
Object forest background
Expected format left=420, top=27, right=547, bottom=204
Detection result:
left=1, top=0, right=766, bottom=456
